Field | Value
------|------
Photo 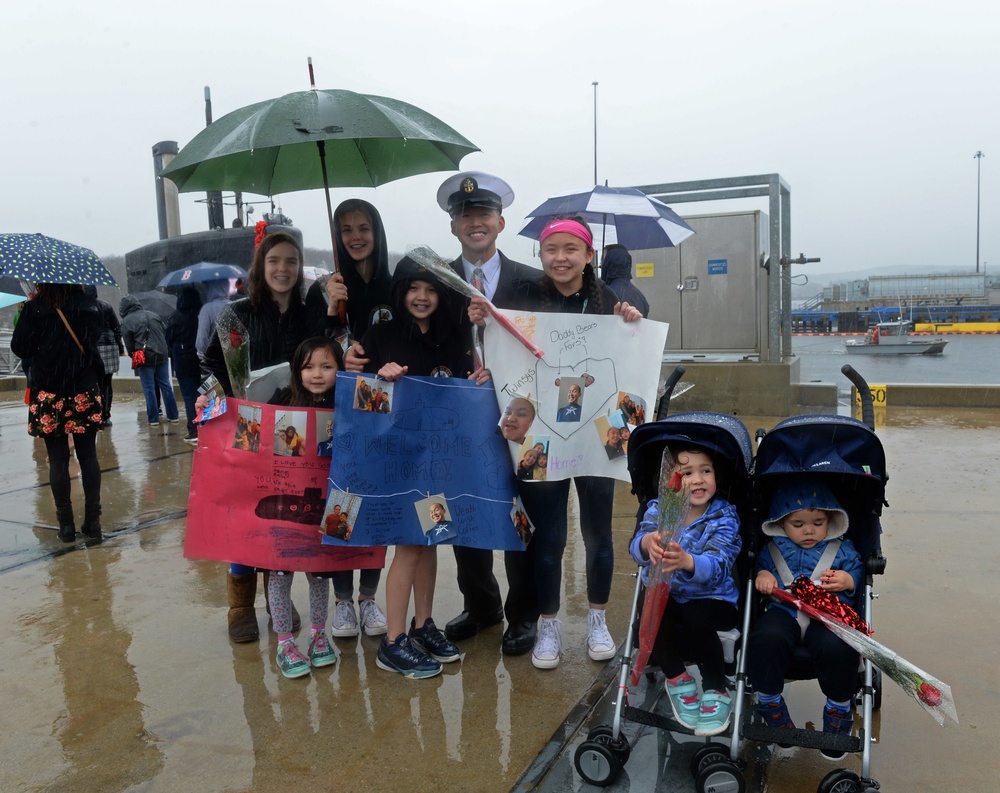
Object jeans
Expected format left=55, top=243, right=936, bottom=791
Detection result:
left=524, top=476, right=616, bottom=615
left=137, top=360, right=178, bottom=424
left=331, top=568, right=382, bottom=601
left=176, top=373, right=201, bottom=436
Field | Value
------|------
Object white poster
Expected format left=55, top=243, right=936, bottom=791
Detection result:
left=484, top=310, right=669, bottom=482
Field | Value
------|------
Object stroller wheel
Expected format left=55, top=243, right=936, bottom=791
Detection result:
left=587, top=725, right=632, bottom=764
left=695, top=760, right=745, bottom=793
left=574, top=740, right=620, bottom=787
left=690, top=742, right=730, bottom=777
left=817, top=768, right=862, bottom=793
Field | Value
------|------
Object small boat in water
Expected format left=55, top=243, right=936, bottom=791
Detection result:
left=844, top=319, right=948, bottom=355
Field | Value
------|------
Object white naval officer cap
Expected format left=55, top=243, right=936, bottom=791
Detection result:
left=437, top=171, right=515, bottom=215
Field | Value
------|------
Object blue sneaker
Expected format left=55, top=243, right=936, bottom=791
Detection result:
left=821, top=705, right=854, bottom=760
left=276, top=640, right=311, bottom=679
left=757, top=696, right=795, bottom=748
left=409, top=617, right=461, bottom=663
left=694, top=689, right=733, bottom=737
left=376, top=634, right=442, bottom=679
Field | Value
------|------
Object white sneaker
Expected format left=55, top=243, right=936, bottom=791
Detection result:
left=358, top=598, right=388, bottom=636
left=587, top=608, right=617, bottom=661
left=531, top=617, right=562, bottom=669
left=331, top=600, right=359, bottom=637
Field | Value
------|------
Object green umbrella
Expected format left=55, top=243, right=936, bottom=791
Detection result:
left=0, top=233, right=117, bottom=286
left=160, top=88, right=479, bottom=195
left=161, top=65, right=478, bottom=325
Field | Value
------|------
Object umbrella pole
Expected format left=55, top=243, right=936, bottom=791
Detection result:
left=316, top=139, right=348, bottom=326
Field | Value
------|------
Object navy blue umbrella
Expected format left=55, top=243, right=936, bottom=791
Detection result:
left=519, top=185, right=695, bottom=251
left=0, top=233, right=117, bottom=286
left=157, top=262, right=247, bottom=290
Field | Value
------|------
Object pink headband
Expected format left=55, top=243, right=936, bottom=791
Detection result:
left=539, top=219, right=593, bottom=248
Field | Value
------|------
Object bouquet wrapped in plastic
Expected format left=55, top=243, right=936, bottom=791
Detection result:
left=772, top=577, right=958, bottom=726
left=405, top=245, right=545, bottom=360
left=216, top=312, right=251, bottom=399
left=631, top=449, right=691, bottom=685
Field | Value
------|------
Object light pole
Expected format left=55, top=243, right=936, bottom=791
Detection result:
left=592, top=81, right=599, bottom=185
left=974, top=150, right=985, bottom=274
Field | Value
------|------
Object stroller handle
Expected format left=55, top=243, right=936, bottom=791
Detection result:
left=841, top=364, right=875, bottom=430
left=656, top=366, right=687, bottom=420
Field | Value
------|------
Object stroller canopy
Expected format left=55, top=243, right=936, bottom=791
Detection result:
left=627, top=412, right=753, bottom=505
left=754, top=414, right=887, bottom=562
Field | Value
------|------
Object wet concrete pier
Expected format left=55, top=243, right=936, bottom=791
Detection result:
left=0, top=392, right=996, bottom=792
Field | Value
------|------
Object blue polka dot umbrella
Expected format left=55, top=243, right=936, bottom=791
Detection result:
left=0, top=233, right=117, bottom=286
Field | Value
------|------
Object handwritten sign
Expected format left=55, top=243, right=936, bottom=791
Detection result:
left=485, top=310, right=669, bottom=482
left=324, top=374, right=525, bottom=550
left=184, top=399, right=385, bottom=573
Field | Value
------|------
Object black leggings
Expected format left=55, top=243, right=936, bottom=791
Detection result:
left=653, top=596, right=738, bottom=691
left=44, top=431, right=101, bottom=524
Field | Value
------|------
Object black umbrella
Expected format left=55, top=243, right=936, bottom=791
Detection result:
left=131, top=290, right=177, bottom=322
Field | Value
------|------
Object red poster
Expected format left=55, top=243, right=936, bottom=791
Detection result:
left=184, top=399, right=385, bottom=573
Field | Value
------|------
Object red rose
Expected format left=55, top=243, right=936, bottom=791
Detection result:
left=667, top=472, right=684, bottom=493
left=229, top=332, right=243, bottom=349
left=254, top=220, right=268, bottom=249
left=918, top=682, right=941, bottom=707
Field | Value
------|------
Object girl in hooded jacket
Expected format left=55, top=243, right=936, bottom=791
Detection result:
left=362, top=257, right=490, bottom=679
left=305, top=199, right=394, bottom=639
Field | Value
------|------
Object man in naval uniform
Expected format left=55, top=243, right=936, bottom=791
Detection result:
left=436, top=171, right=541, bottom=656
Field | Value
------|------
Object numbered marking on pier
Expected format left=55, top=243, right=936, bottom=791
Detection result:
left=855, top=385, right=887, bottom=406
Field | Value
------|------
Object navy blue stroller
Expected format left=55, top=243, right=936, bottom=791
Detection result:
left=697, top=365, right=888, bottom=793
left=573, top=367, right=755, bottom=789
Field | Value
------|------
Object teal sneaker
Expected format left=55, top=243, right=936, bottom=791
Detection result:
left=276, top=640, right=311, bottom=679
left=694, top=690, right=733, bottom=737
left=664, top=673, right=701, bottom=729
left=308, top=630, right=337, bottom=668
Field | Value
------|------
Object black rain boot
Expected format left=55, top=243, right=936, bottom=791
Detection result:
left=81, top=504, right=103, bottom=539
left=56, top=504, right=76, bottom=543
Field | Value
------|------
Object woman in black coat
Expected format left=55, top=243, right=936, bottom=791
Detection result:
left=11, top=284, right=105, bottom=542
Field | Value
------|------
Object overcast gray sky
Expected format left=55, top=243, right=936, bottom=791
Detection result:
left=4, top=1, right=997, bottom=281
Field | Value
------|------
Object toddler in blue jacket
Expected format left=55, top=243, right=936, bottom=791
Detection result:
left=748, top=477, right=863, bottom=760
left=629, top=447, right=741, bottom=737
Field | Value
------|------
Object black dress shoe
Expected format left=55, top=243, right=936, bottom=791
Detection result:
left=502, top=620, right=538, bottom=656
left=445, top=609, right=503, bottom=641
left=58, top=525, right=76, bottom=543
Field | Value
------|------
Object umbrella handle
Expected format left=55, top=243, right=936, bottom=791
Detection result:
left=316, top=139, right=348, bottom=328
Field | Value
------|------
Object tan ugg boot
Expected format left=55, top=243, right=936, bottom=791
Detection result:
left=228, top=573, right=260, bottom=643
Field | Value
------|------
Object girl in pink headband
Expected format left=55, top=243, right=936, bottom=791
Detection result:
left=511, top=214, right=642, bottom=670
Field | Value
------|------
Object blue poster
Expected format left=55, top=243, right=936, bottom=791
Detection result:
left=323, top=373, right=527, bottom=551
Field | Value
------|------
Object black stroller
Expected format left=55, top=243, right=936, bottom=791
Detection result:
left=574, top=366, right=887, bottom=793
left=573, top=372, right=755, bottom=789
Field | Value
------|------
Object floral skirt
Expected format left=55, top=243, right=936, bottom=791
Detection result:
left=27, top=388, right=104, bottom=437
